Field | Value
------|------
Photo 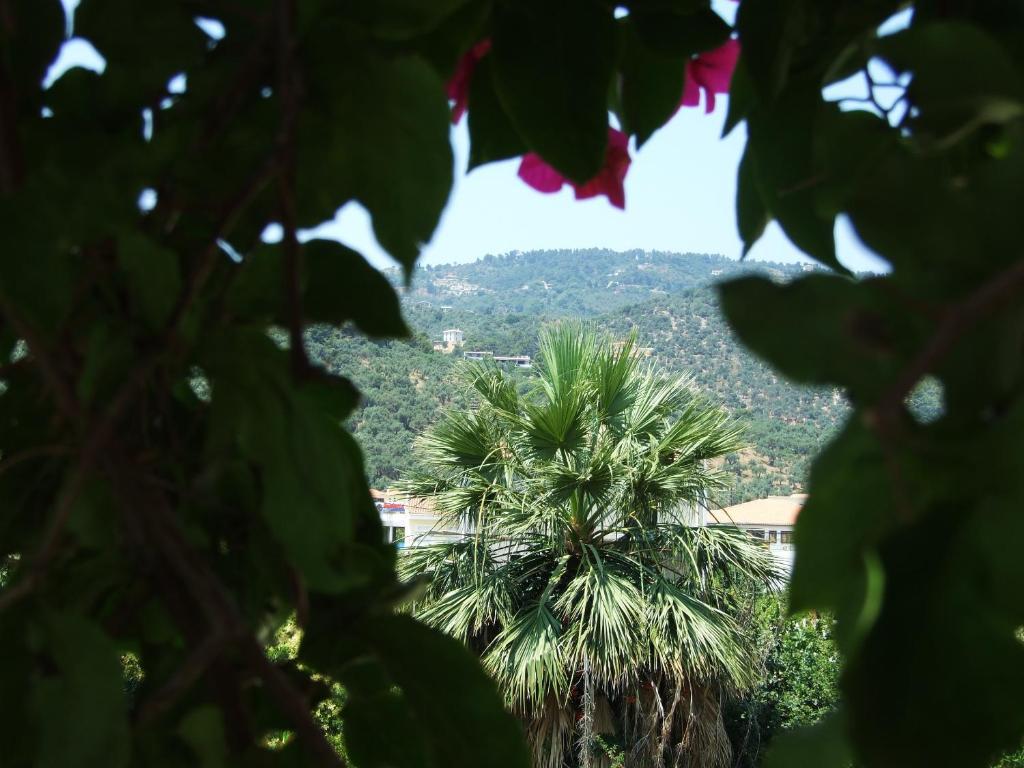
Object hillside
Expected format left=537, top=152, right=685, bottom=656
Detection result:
left=309, top=250, right=852, bottom=503
left=395, top=248, right=808, bottom=318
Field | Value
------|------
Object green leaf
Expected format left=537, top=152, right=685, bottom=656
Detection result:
left=298, top=44, right=453, bottom=275
left=227, top=240, right=408, bottom=337
left=0, top=608, right=34, bottom=766
left=491, top=0, right=615, bottom=183
left=467, top=56, right=528, bottom=169
left=717, top=275, right=915, bottom=400
left=876, top=21, right=1024, bottom=148
left=304, top=240, right=410, bottom=338
left=745, top=86, right=842, bottom=270
left=177, top=707, right=228, bottom=768
left=337, top=658, right=434, bottom=768
left=735, top=144, right=767, bottom=254
left=414, top=1, right=491, bottom=81
left=203, top=330, right=381, bottom=592
left=722, top=57, right=756, bottom=137
left=764, top=709, right=852, bottom=768
left=76, top=0, right=206, bottom=104
left=842, top=403, right=1024, bottom=768
left=786, top=419, right=896, bottom=648
left=303, top=613, right=530, bottom=768
left=629, top=6, right=731, bottom=58
left=734, top=0, right=801, bottom=100
left=360, top=615, right=531, bottom=768
left=330, top=0, right=477, bottom=40
left=31, top=613, right=131, bottom=768
left=118, top=232, right=182, bottom=331
left=619, top=19, right=687, bottom=147
left=0, top=198, right=74, bottom=336
left=812, top=107, right=897, bottom=221
left=3, top=0, right=64, bottom=107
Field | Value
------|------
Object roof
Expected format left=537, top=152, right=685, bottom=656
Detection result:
left=707, top=494, right=806, bottom=527
left=383, top=491, right=437, bottom=515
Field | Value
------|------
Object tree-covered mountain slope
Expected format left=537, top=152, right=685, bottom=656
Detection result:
left=311, top=250, right=898, bottom=503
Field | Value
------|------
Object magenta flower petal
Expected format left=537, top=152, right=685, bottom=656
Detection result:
left=573, top=128, right=630, bottom=209
left=447, top=39, right=492, bottom=124
left=518, top=154, right=567, bottom=193
left=681, top=66, right=701, bottom=108
left=518, top=128, right=631, bottom=208
left=679, top=38, right=740, bottom=113
left=696, top=38, right=740, bottom=94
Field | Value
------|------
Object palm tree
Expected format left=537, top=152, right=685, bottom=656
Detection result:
left=398, top=324, right=780, bottom=768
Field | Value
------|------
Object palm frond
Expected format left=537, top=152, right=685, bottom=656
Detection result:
left=555, top=553, right=647, bottom=687
left=536, top=321, right=596, bottom=405
left=462, top=360, right=521, bottom=414
left=485, top=601, right=568, bottom=713
left=413, top=408, right=504, bottom=471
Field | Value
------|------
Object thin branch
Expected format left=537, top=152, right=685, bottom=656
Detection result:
left=275, top=0, right=310, bottom=380
left=0, top=0, right=25, bottom=195
left=0, top=444, right=73, bottom=476
left=135, top=631, right=228, bottom=726
left=116, top=464, right=347, bottom=766
left=244, top=640, right=346, bottom=768
left=0, top=297, right=82, bottom=424
left=0, top=463, right=89, bottom=613
left=874, top=257, right=1024, bottom=425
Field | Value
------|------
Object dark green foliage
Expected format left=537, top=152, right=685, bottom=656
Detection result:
left=728, top=2, right=1024, bottom=767
left=726, top=597, right=841, bottom=768
left=492, top=0, right=615, bottom=182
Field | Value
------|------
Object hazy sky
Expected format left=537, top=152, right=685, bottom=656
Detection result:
left=51, top=1, right=899, bottom=275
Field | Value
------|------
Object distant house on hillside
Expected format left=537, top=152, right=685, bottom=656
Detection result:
left=463, top=351, right=532, bottom=368
left=493, top=355, right=532, bottom=369
left=705, top=493, right=805, bottom=572
left=434, top=328, right=464, bottom=354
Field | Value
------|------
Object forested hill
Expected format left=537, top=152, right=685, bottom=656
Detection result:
left=394, top=247, right=806, bottom=317
left=308, top=250, right=846, bottom=504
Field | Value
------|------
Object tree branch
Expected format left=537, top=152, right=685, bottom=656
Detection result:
left=275, top=0, right=311, bottom=380
left=874, top=257, right=1024, bottom=426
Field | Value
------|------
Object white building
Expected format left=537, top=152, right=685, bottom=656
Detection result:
left=442, top=328, right=464, bottom=346
left=372, top=490, right=469, bottom=548
left=704, top=494, right=805, bottom=572
left=493, top=355, right=532, bottom=369
left=374, top=488, right=804, bottom=574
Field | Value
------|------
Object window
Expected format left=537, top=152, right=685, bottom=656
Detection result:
left=392, top=526, right=406, bottom=545
left=746, top=529, right=766, bottom=540
left=781, top=530, right=793, bottom=544
left=768, top=530, right=779, bottom=544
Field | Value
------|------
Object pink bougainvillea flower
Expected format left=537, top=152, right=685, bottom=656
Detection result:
left=447, top=39, right=492, bottom=124
left=681, top=38, right=740, bottom=114
left=517, top=127, right=631, bottom=209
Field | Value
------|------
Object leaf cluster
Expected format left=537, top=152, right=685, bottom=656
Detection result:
left=722, top=3, right=1024, bottom=767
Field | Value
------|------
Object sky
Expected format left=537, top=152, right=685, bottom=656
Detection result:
left=49, top=1, right=902, bottom=275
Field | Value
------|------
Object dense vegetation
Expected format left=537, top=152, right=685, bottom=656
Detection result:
left=312, top=249, right=877, bottom=503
